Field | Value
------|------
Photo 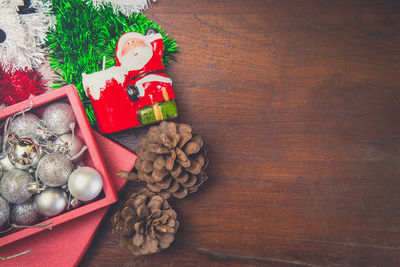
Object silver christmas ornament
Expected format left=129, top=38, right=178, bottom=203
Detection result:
left=34, top=188, right=67, bottom=217
left=68, top=167, right=103, bottom=201
left=0, top=156, right=14, bottom=171
left=8, top=113, right=40, bottom=138
left=36, top=153, right=73, bottom=187
left=54, top=134, right=85, bottom=161
left=42, top=102, right=76, bottom=135
left=10, top=199, right=41, bottom=226
left=0, top=169, right=34, bottom=204
left=7, top=134, right=42, bottom=170
left=0, top=196, right=10, bottom=227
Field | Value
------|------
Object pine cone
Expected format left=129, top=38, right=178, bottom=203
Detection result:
left=130, top=121, right=208, bottom=199
left=111, top=189, right=179, bottom=256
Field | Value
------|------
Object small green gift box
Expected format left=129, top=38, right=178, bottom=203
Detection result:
left=137, top=100, right=178, bottom=126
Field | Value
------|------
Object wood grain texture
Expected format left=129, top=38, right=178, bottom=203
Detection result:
left=80, top=0, right=400, bottom=266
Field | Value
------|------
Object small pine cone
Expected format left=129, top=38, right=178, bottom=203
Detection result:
left=133, top=121, right=209, bottom=199
left=111, top=189, right=179, bottom=256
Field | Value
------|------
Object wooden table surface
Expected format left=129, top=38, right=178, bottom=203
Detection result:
left=80, top=1, right=400, bottom=266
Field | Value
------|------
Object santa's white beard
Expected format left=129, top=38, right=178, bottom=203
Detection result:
left=120, top=45, right=153, bottom=70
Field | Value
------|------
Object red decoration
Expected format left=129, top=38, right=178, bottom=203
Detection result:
left=0, top=132, right=136, bottom=267
left=82, top=29, right=178, bottom=134
left=0, top=68, right=46, bottom=106
left=0, top=85, right=117, bottom=247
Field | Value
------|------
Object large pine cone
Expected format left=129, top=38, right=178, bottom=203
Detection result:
left=131, top=121, right=208, bottom=199
left=111, top=189, right=179, bottom=255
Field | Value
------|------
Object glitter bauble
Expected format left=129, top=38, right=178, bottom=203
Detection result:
left=8, top=113, right=40, bottom=138
left=0, top=169, right=34, bottom=204
left=7, top=135, right=42, bottom=170
left=8, top=113, right=40, bottom=139
left=54, top=134, right=85, bottom=161
left=42, top=102, right=76, bottom=135
left=10, top=199, right=41, bottom=226
left=34, top=188, right=67, bottom=217
left=36, top=153, right=73, bottom=187
left=68, top=167, right=103, bottom=201
left=0, top=196, right=10, bottom=227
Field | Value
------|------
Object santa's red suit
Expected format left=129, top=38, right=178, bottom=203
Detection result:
left=82, top=31, right=175, bottom=133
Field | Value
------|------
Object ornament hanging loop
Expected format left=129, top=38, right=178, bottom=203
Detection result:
left=28, top=181, right=47, bottom=194
left=0, top=222, right=52, bottom=234
left=7, top=132, right=23, bottom=146
left=0, top=249, right=33, bottom=261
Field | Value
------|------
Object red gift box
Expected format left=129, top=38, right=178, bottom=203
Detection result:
left=0, top=131, right=136, bottom=266
left=0, top=85, right=117, bottom=247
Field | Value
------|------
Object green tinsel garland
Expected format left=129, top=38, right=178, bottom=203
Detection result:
left=47, top=0, right=178, bottom=126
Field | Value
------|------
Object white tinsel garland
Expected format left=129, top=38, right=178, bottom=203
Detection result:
left=0, top=0, right=54, bottom=73
left=89, top=0, right=156, bottom=16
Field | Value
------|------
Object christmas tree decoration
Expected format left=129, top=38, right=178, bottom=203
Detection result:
left=7, top=133, right=42, bottom=170
left=8, top=113, right=40, bottom=139
left=82, top=29, right=178, bottom=133
left=0, top=169, right=34, bottom=204
left=0, top=69, right=47, bottom=106
left=36, top=153, right=73, bottom=187
left=47, top=0, right=178, bottom=125
left=0, top=156, right=14, bottom=172
left=54, top=134, right=86, bottom=160
left=42, top=102, right=76, bottom=135
left=68, top=167, right=103, bottom=201
left=111, top=189, right=179, bottom=255
left=90, top=0, right=156, bottom=16
left=9, top=199, right=41, bottom=226
left=34, top=187, right=67, bottom=217
left=0, top=0, right=54, bottom=73
left=0, top=86, right=118, bottom=245
left=0, top=196, right=10, bottom=228
left=118, top=121, right=209, bottom=199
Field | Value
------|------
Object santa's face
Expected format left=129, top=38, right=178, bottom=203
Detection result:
left=119, top=37, right=153, bottom=70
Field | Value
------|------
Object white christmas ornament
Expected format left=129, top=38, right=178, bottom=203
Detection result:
left=0, top=156, right=15, bottom=171
left=68, top=167, right=103, bottom=201
left=34, top=187, right=67, bottom=217
left=90, top=0, right=156, bottom=16
left=54, top=134, right=86, bottom=161
left=0, top=0, right=54, bottom=72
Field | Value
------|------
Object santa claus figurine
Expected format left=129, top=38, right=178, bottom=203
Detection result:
left=82, top=28, right=178, bottom=134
